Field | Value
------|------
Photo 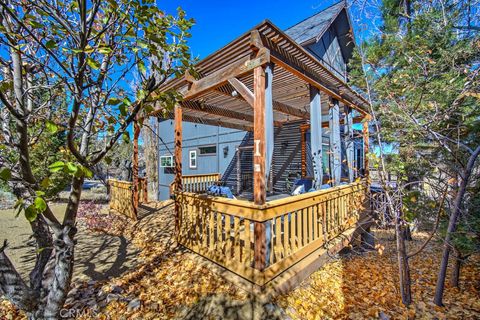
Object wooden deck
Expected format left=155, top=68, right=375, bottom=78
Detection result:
left=175, top=180, right=368, bottom=287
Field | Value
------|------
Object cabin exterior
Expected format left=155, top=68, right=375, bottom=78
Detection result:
left=111, top=1, right=373, bottom=292
left=155, top=1, right=366, bottom=202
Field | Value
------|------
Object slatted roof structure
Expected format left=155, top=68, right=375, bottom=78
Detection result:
left=150, top=19, right=370, bottom=131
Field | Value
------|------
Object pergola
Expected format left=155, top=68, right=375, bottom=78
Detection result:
left=150, top=19, right=370, bottom=199
left=136, top=20, right=371, bottom=285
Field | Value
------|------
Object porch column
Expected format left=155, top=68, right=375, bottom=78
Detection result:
left=345, top=106, right=355, bottom=182
left=132, top=120, right=140, bottom=218
left=309, top=85, right=323, bottom=189
left=363, top=119, right=369, bottom=181
left=174, top=104, right=183, bottom=235
left=253, top=65, right=268, bottom=270
left=329, top=99, right=341, bottom=186
left=265, top=63, right=274, bottom=193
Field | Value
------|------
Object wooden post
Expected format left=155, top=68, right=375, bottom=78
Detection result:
left=174, top=105, right=183, bottom=236
left=132, top=120, right=140, bottom=218
left=253, top=65, right=267, bottom=270
left=362, top=119, right=369, bottom=182
left=329, top=99, right=341, bottom=186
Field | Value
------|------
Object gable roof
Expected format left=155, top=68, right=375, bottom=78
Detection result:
left=151, top=20, right=370, bottom=130
left=285, top=1, right=346, bottom=45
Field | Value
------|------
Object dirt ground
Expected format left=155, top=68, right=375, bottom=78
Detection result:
left=0, top=203, right=140, bottom=283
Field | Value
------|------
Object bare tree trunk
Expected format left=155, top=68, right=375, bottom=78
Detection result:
left=395, top=221, right=412, bottom=305
left=403, top=225, right=413, bottom=241
left=143, top=118, right=159, bottom=201
left=434, top=146, right=480, bottom=306
left=450, top=250, right=462, bottom=288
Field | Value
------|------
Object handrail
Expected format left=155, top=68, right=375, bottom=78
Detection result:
left=175, top=181, right=366, bottom=222
left=108, top=178, right=148, bottom=219
left=169, top=173, right=221, bottom=195
left=108, top=179, right=135, bottom=219
left=175, top=180, right=368, bottom=285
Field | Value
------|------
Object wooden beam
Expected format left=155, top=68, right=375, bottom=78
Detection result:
left=184, top=47, right=270, bottom=101
left=272, top=100, right=309, bottom=119
left=300, top=116, right=363, bottom=129
left=250, top=29, right=265, bottom=51
left=174, top=105, right=183, bottom=236
left=162, top=111, right=253, bottom=131
left=269, top=47, right=368, bottom=116
left=182, top=100, right=253, bottom=123
left=228, top=77, right=254, bottom=106
left=253, top=65, right=267, bottom=271
left=217, top=83, right=309, bottom=119
left=182, top=114, right=253, bottom=132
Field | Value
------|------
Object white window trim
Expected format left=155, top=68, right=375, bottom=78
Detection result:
left=189, top=150, right=197, bottom=169
left=160, top=155, right=174, bottom=168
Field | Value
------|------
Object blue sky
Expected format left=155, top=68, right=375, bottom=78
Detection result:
left=160, top=0, right=350, bottom=60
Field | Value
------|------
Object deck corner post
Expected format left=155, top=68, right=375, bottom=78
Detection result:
left=132, top=120, right=141, bottom=219
left=329, top=98, right=341, bottom=186
left=174, top=104, right=183, bottom=236
left=309, top=85, right=323, bottom=189
left=253, top=64, right=268, bottom=271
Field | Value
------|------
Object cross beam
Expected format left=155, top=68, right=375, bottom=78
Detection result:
left=183, top=48, right=270, bottom=101
left=162, top=110, right=253, bottom=132
left=218, top=81, right=309, bottom=120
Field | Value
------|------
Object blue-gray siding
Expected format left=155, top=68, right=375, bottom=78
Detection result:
left=157, top=120, right=247, bottom=200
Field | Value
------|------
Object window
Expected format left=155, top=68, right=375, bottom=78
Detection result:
left=189, top=150, right=197, bottom=169
left=198, top=145, right=216, bottom=155
left=160, top=155, right=174, bottom=168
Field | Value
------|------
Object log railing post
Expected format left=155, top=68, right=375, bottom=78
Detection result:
left=253, top=64, right=267, bottom=271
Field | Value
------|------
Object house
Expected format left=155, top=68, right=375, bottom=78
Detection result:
left=116, top=0, right=372, bottom=292
left=155, top=1, right=366, bottom=201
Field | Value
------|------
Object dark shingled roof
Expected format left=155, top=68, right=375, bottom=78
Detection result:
left=285, top=1, right=345, bottom=44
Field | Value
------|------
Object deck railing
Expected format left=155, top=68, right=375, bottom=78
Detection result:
left=108, top=177, right=148, bottom=219
left=169, top=173, right=221, bottom=195
left=175, top=181, right=367, bottom=285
